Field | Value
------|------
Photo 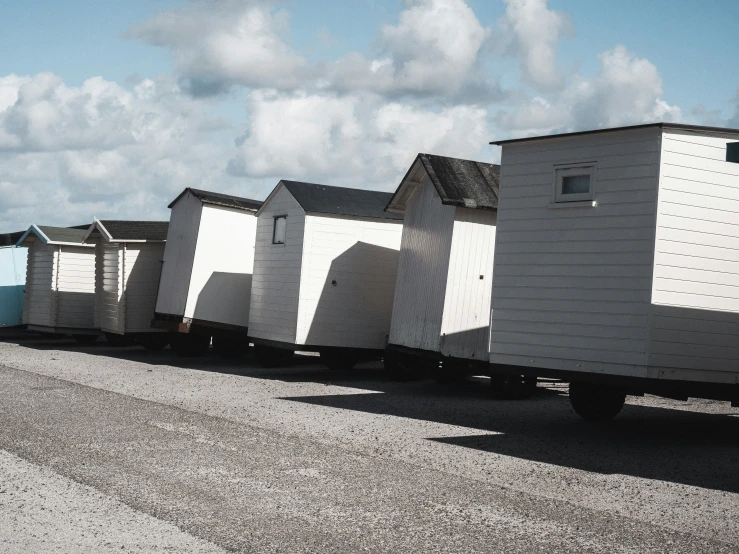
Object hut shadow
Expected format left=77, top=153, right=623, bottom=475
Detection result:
left=280, top=385, right=739, bottom=493
left=303, top=240, right=399, bottom=352
left=192, top=271, right=252, bottom=329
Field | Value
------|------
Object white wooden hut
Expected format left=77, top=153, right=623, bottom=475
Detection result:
left=249, top=181, right=404, bottom=369
left=385, top=154, right=501, bottom=378
left=153, top=188, right=262, bottom=356
left=83, top=220, right=169, bottom=349
left=0, top=231, right=27, bottom=328
left=489, top=122, right=739, bottom=419
left=16, top=225, right=98, bottom=342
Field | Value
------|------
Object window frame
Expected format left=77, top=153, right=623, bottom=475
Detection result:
left=553, top=163, right=596, bottom=203
left=272, top=215, right=287, bottom=245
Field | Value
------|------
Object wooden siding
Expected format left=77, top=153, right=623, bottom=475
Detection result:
left=55, top=245, right=95, bottom=329
left=93, top=240, right=104, bottom=329
left=249, top=184, right=306, bottom=343
left=155, top=192, right=202, bottom=317
left=439, top=207, right=497, bottom=361
left=489, top=127, right=662, bottom=377
left=648, top=130, right=739, bottom=381
left=123, top=243, right=165, bottom=333
left=23, top=242, right=56, bottom=327
left=100, top=243, right=123, bottom=334
left=388, top=178, right=455, bottom=352
left=185, top=205, right=258, bottom=328
left=296, top=214, right=403, bottom=349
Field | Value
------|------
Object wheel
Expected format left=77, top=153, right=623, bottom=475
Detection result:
left=490, top=373, right=538, bottom=399
left=104, top=332, right=136, bottom=347
left=254, top=344, right=294, bottom=367
left=136, top=333, right=170, bottom=351
left=569, top=382, right=626, bottom=421
left=212, top=336, right=249, bottom=358
left=169, top=332, right=210, bottom=357
left=73, top=334, right=98, bottom=345
left=320, top=349, right=359, bottom=371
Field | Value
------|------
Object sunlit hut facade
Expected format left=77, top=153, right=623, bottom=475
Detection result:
left=152, top=188, right=262, bottom=357
left=249, top=181, right=404, bottom=369
left=489, top=123, right=739, bottom=420
left=16, top=224, right=97, bottom=342
left=385, top=154, right=514, bottom=384
left=83, top=219, right=169, bottom=349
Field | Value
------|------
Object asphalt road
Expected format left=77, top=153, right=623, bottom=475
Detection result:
left=0, top=332, right=738, bottom=553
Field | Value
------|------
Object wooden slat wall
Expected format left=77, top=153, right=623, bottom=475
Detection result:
left=649, top=130, right=739, bottom=379
left=249, top=184, right=306, bottom=344
left=439, top=207, right=497, bottom=361
left=388, top=178, right=454, bottom=352
left=123, top=243, right=165, bottom=333
left=296, top=214, right=403, bottom=349
left=489, top=127, right=662, bottom=377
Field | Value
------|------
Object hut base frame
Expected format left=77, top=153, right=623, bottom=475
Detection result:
left=27, top=324, right=99, bottom=336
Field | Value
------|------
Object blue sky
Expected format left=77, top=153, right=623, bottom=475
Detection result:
left=1, top=0, right=737, bottom=230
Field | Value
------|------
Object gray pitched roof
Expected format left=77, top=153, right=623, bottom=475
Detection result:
left=37, top=225, right=89, bottom=244
left=97, top=220, right=169, bottom=241
left=387, top=154, right=500, bottom=213
left=0, top=231, right=24, bottom=247
left=169, top=187, right=262, bottom=212
left=279, top=181, right=404, bottom=220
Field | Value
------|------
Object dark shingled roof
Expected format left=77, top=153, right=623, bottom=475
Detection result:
left=37, top=225, right=89, bottom=244
left=387, top=154, right=500, bottom=213
left=419, top=154, right=499, bottom=210
left=98, top=220, right=169, bottom=241
left=169, top=187, right=262, bottom=212
left=280, top=181, right=404, bottom=220
left=0, top=231, right=24, bottom=247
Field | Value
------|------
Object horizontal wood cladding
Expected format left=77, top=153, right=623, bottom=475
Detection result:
left=489, top=127, right=661, bottom=375
left=248, top=183, right=305, bottom=344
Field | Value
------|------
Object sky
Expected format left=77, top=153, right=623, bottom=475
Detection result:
left=1, top=0, right=738, bottom=231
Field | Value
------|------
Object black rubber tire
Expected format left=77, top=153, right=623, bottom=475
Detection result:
left=136, top=333, right=170, bottom=351
left=212, top=336, right=249, bottom=358
left=320, top=350, right=359, bottom=371
left=73, top=334, right=98, bottom=345
left=254, top=344, right=294, bottom=367
left=104, top=332, right=136, bottom=347
left=490, top=373, right=538, bottom=400
left=569, top=382, right=626, bottom=421
left=170, top=332, right=210, bottom=357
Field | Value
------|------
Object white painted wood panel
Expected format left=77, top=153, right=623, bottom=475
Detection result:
left=649, top=130, right=739, bottom=378
left=439, top=207, right=497, bottom=361
left=489, top=127, right=662, bottom=377
left=296, top=214, right=402, bottom=349
left=55, top=245, right=95, bottom=329
left=183, top=205, right=257, bottom=329
left=248, top=184, right=305, bottom=343
left=155, top=192, right=202, bottom=317
left=100, top=243, right=122, bottom=334
left=122, top=243, right=165, bottom=333
left=23, top=243, right=55, bottom=327
left=388, top=179, right=455, bottom=352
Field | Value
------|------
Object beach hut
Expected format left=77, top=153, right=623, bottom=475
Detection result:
left=82, top=220, right=169, bottom=349
left=0, top=231, right=27, bottom=328
left=383, top=154, right=528, bottom=388
left=249, top=181, right=404, bottom=369
left=16, top=225, right=97, bottom=342
left=489, top=122, right=739, bottom=419
left=152, top=188, right=262, bottom=356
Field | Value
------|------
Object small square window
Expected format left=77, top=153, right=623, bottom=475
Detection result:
left=554, top=164, right=596, bottom=203
left=272, top=215, right=286, bottom=244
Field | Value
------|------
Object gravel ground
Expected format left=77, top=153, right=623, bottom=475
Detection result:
left=0, top=450, right=226, bottom=553
left=0, top=332, right=738, bottom=552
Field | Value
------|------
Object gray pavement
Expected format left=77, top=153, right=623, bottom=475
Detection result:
left=0, top=333, right=738, bottom=552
